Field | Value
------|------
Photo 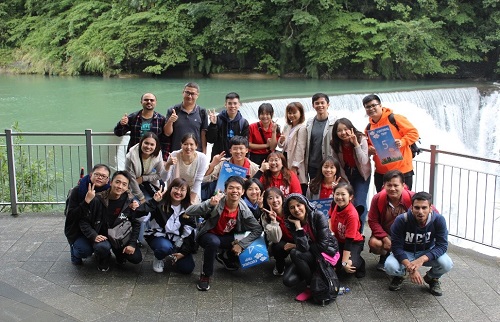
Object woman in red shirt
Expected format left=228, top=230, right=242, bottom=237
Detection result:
left=306, top=156, right=348, bottom=200
left=329, top=182, right=366, bottom=278
left=248, top=103, right=280, bottom=165
left=258, top=152, right=301, bottom=197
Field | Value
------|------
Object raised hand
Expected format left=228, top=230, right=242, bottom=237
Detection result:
left=332, top=176, right=342, bottom=187
left=129, top=200, right=140, bottom=210
left=348, top=128, right=359, bottom=146
left=153, top=185, right=167, bottom=202
left=257, top=191, right=264, bottom=209
left=169, top=109, right=178, bottom=123
left=209, top=191, right=224, bottom=206
left=260, top=160, right=270, bottom=172
left=84, top=182, right=96, bottom=204
left=120, top=113, right=128, bottom=126
left=278, top=134, right=285, bottom=145
left=212, top=151, right=226, bottom=165
left=208, top=109, right=217, bottom=124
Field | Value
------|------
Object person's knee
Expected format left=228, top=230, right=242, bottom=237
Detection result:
left=199, top=234, right=220, bottom=250
left=94, top=241, right=111, bottom=256
left=437, top=254, right=454, bottom=273
left=384, top=255, right=402, bottom=276
left=368, top=237, right=383, bottom=254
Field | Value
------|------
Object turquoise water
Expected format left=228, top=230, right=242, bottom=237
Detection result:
left=0, top=74, right=479, bottom=133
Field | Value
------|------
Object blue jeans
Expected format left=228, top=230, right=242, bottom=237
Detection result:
left=345, top=166, right=370, bottom=232
left=198, top=233, right=235, bottom=276
left=147, top=236, right=195, bottom=274
left=385, top=251, right=453, bottom=279
left=71, top=235, right=93, bottom=260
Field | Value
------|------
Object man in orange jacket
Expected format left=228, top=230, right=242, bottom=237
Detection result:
left=363, top=94, right=419, bottom=192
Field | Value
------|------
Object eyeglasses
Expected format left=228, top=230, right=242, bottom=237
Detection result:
left=143, top=98, right=156, bottom=102
left=364, top=103, right=380, bottom=109
left=172, top=186, right=188, bottom=193
left=183, top=91, right=198, bottom=97
left=93, top=173, right=109, bottom=179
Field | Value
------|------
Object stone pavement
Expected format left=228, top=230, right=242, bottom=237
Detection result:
left=0, top=213, right=499, bottom=322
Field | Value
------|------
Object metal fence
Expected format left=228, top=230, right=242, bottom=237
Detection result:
left=1, top=130, right=499, bottom=251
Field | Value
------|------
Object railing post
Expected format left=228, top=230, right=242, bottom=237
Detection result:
left=85, top=129, right=93, bottom=173
left=5, top=129, right=18, bottom=216
left=429, top=145, right=439, bottom=198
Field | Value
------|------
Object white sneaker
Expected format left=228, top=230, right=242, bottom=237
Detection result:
left=152, top=257, right=164, bottom=273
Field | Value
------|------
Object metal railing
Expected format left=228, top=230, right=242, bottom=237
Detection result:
left=1, top=130, right=499, bottom=251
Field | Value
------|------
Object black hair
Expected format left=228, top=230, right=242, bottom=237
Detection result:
left=91, top=164, right=111, bottom=175
left=111, top=170, right=132, bottom=184
left=162, top=178, right=191, bottom=210
left=244, top=178, right=264, bottom=193
left=224, top=175, right=245, bottom=190
left=184, top=82, right=200, bottom=92
left=263, top=187, right=284, bottom=213
left=362, top=94, right=381, bottom=106
left=181, top=132, right=199, bottom=147
left=412, top=191, right=433, bottom=205
left=382, top=170, right=404, bottom=184
left=312, top=93, right=329, bottom=104
left=225, top=92, right=240, bottom=101
left=258, top=103, right=274, bottom=118
left=331, top=118, right=365, bottom=153
left=229, top=135, right=249, bottom=148
left=140, top=93, right=157, bottom=101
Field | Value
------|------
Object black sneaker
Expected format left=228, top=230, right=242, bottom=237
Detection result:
left=197, top=274, right=210, bottom=291
left=96, top=254, right=110, bottom=272
left=389, top=276, right=405, bottom=291
left=424, top=274, right=443, bottom=296
left=376, top=253, right=389, bottom=272
left=216, top=251, right=239, bottom=271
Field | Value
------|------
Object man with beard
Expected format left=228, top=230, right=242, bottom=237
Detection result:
left=114, top=93, right=169, bottom=160
left=385, top=192, right=453, bottom=296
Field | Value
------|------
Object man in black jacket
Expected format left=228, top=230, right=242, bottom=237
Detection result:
left=79, top=171, right=142, bottom=272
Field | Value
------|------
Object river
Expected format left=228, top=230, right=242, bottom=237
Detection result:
left=0, top=74, right=482, bottom=133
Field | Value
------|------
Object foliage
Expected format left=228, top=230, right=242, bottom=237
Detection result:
left=0, top=123, right=58, bottom=213
left=0, top=0, right=498, bottom=79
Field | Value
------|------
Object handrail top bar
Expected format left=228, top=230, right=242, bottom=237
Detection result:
left=421, top=147, right=500, bottom=165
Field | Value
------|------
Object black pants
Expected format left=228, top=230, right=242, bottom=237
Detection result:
left=335, top=241, right=365, bottom=275
left=249, top=152, right=269, bottom=166
left=285, top=248, right=316, bottom=286
left=270, top=240, right=291, bottom=271
left=374, top=170, right=414, bottom=192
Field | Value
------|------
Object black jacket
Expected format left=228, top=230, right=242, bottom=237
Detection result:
left=286, top=210, right=339, bottom=257
left=79, top=190, right=140, bottom=248
left=206, top=110, right=249, bottom=159
left=135, top=199, right=198, bottom=256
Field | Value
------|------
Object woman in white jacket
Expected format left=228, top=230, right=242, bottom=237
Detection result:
left=165, top=133, right=208, bottom=204
left=277, top=102, right=308, bottom=195
left=125, top=132, right=165, bottom=204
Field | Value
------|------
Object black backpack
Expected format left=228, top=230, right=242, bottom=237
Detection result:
left=310, top=255, right=340, bottom=306
left=366, top=113, right=421, bottom=158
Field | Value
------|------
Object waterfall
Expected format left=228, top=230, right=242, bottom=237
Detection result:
left=240, top=86, right=500, bottom=161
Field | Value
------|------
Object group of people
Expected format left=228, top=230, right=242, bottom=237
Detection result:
left=63, top=83, right=453, bottom=301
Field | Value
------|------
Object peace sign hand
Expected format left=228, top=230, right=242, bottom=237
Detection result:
left=332, top=176, right=342, bottom=188
left=84, top=182, right=96, bottom=204
left=348, top=128, right=359, bottom=146
left=153, top=185, right=167, bottom=202
left=257, top=191, right=264, bottom=209
left=208, top=109, right=217, bottom=124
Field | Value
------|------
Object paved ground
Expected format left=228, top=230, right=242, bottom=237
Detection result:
left=0, top=213, right=499, bottom=322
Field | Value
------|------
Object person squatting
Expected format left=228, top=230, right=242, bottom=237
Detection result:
left=64, top=87, right=452, bottom=302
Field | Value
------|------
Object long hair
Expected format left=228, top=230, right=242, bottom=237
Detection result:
left=261, top=152, right=291, bottom=189
left=309, top=157, right=346, bottom=195
left=161, top=178, right=191, bottom=211
left=330, top=118, right=365, bottom=154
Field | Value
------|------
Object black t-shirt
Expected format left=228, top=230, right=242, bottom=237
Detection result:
left=99, top=194, right=128, bottom=235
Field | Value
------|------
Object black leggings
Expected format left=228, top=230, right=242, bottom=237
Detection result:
left=335, top=241, right=365, bottom=274
left=270, top=240, right=290, bottom=271
left=283, top=248, right=316, bottom=286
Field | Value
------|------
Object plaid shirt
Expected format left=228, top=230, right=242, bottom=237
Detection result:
left=113, top=110, right=170, bottom=160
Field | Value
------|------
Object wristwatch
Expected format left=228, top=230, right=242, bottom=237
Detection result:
left=342, top=261, right=347, bottom=267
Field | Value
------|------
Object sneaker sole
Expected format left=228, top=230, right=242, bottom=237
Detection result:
left=196, top=285, right=210, bottom=291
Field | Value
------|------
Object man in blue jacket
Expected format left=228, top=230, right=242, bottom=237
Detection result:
left=385, top=191, right=453, bottom=296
